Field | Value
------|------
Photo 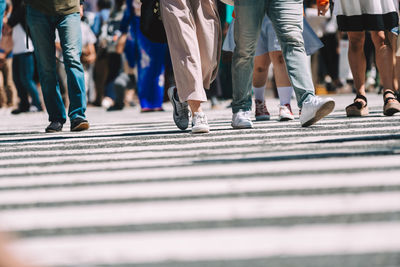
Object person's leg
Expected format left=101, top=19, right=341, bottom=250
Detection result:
left=232, top=0, right=267, bottom=114
left=57, top=12, right=87, bottom=122
left=12, top=54, right=30, bottom=112
left=269, top=51, right=293, bottom=104
left=19, top=53, right=42, bottom=111
left=26, top=6, right=66, bottom=124
left=252, top=53, right=271, bottom=121
left=269, top=51, right=295, bottom=120
left=253, top=53, right=270, bottom=99
left=345, top=31, right=370, bottom=116
left=160, top=0, right=207, bottom=103
left=3, top=58, right=16, bottom=107
left=266, top=0, right=314, bottom=108
left=347, top=32, right=367, bottom=96
left=267, top=0, right=334, bottom=126
left=370, top=30, right=400, bottom=115
left=161, top=0, right=208, bottom=133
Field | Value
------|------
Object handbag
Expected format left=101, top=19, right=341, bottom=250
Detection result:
left=140, top=0, right=167, bottom=43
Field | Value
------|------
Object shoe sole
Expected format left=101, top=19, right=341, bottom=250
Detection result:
left=71, top=122, right=90, bottom=132
left=167, top=88, right=189, bottom=130
left=279, top=116, right=294, bottom=122
left=231, top=123, right=253, bottom=129
left=384, top=107, right=400, bottom=116
left=302, top=101, right=335, bottom=127
left=346, top=106, right=369, bottom=117
left=192, top=128, right=210, bottom=134
left=45, top=128, right=62, bottom=133
left=255, top=115, right=270, bottom=121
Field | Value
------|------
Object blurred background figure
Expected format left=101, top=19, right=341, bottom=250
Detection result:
left=5, top=0, right=43, bottom=114
left=0, top=1, right=16, bottom=110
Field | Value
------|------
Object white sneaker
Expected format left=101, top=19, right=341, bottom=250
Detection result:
left=279, top=104, right=294, bottom=121
left=167, top=87, right=189, bottom=130
left=299, top=96, right=335, bottom=127
left=192, top=112, right=210, bottom=133
left=232, top=110, right=253, bottom=129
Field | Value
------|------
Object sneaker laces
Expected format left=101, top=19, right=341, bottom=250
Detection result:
left=193, top=112, right=207, bottom=126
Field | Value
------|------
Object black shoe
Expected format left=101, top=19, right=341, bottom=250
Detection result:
left=107, top=105, right=124, bottom=111
left=45, top=121, right=63, bottom=133
left=70, top=118, right=89, bottom=132
left=11, top=107, right=29, bottom=115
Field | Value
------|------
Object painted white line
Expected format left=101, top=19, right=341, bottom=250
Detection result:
left=0, top=156, right=399, bottom=188
left=1, top=192, right=399, bottom=232
left=1, top=172, right=400, bottom=205
left=9, top=222, right=400, bottom=266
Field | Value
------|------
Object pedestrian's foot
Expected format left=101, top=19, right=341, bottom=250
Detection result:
left=192, top=112, right=209, bottom=133
left=346, top=94, right=368, bottom=117
left=11, top=107, right=29, bottom=115
left=232, top=109, right=253, bottom=129
left=167, top=86, right=189, bottom=130
left=141, top=107, right=164, bottom=112
left=300, top=96, right=335, bottom=127
left=383, top=90, right=400, bottom=116
left=70, top=118, right=89, bottom=132
left=279, top=104, right=294, bottom=121
left=255, top=99, right=270, bottom=121
left=107, top=105, right=124, bottom=112
left=45, top=121, right=63, bottom=133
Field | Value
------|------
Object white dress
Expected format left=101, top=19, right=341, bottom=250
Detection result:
left=333, top=0, right=399, bottom=31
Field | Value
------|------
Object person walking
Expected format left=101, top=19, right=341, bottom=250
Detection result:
left=334, top=0, right=400, bottom=117
left=230, top=0, right=335, bottom=129
left=160, top=0, right=222, bottom=133
left=25, top=0, right=89, bottom=132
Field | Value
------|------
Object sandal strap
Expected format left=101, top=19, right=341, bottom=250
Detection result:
left=384, top=96, right=397, bottom=105
left=383, top=90, right=396, bottom=97
left=383, top=90, right=400, bottom=105
left=353, top=94, right=367, bottom=105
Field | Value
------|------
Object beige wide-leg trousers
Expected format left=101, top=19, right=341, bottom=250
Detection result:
left=160, top=0, right=221, bottom=102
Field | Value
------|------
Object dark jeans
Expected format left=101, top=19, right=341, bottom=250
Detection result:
left=13, top=53, right=42, bottom=110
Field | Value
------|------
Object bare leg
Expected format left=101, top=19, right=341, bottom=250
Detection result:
left=253, top=53, right=271, bottom=88
left=348, top=32, right=367, bottom=98
left=269, top=51, right=291, bottom=87
left=370, top=31, right=394, bottom=91
left=188, top=100, right=202, bottom=115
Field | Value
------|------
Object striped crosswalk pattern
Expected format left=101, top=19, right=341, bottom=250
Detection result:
left=0, top=94, right=400, bottom=267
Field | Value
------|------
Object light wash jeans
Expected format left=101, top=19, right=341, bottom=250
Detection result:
left=0, top=0, right=5, bottom=39
left=232, top=0, right=315, bottom=113
left=26, top=6, right=86, bottom=123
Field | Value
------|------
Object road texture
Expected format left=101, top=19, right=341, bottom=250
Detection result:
left=0, top=93, right=399, bottom=267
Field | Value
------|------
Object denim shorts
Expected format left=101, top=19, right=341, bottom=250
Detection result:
left=223, top=15, right=323, bottom=56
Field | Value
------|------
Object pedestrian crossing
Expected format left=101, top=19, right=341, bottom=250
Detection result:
left=0, top=94, right=399, bottom=266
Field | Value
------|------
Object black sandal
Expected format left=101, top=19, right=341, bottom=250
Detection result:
left=346, top=94, right=368, bottom=117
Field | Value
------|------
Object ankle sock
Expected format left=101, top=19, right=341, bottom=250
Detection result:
left=253, top=85, right=266, bottom=101
left=277, top=86, right=293, bottom=106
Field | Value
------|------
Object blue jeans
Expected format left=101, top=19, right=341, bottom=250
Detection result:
left=13, top=53, right=42, bottom=110
left=0, top=0, right=5, bottom=39
left=232, top=0, right=315, bottom=113
left=26, top=6, right=86, bottom=123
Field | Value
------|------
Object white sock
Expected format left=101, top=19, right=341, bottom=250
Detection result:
left=277, top=86, right=293, bottom=106
left=253, top=85, right=265, bottom=101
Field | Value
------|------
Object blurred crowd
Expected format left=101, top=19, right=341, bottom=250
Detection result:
left=0, top=0, right=394, bottom=115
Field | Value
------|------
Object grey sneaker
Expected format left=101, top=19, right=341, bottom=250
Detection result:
left=167, top=87, right=189, bottom=130
left=299, top=96, right=335, bottom=127
left=232, top=109, right=253, bottom=129
left=192, top=112, right=209, bottom=133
